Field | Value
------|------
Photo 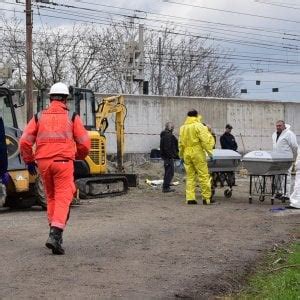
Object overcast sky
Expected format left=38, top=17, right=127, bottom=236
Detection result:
left=2, top=0, right=300, bottom=102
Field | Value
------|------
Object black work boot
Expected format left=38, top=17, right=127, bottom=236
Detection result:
left=45, top=226, right=65, bottom=255
left=162, top=188, right=175, bottom=193
left=187, top=200, right=197, bottom=205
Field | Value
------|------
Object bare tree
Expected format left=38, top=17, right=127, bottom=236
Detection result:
left=144, top=28, right=171, bottom=95
left=1, top=15, right=239, bottom=97
left=1, top=16, right=26, bottom=88
left=145, top=30, right=239, bottom=97
left=97, top=21, right=142, bottom=94
left=68, top=25, right=107, bottom=88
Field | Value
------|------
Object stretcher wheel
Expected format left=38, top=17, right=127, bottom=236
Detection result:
left=259, top=195, right=265, bottom=202
left=224, top=189, right=232, bottom=198
left=249, top=197, right=252, bottom=204
left=271, top=198, right=274, bottom=205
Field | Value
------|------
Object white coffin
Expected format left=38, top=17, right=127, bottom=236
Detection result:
left=242, top=151, right=293, bottom=175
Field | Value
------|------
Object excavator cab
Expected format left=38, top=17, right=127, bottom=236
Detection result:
left=68, top=87, right=107, bottom=178
left=0, top=88, right=18, bottom=129
left=68, top=87, right=96, bottom=130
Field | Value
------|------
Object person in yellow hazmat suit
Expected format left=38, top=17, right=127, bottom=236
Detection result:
left=179, top=109, right=215, bottom=205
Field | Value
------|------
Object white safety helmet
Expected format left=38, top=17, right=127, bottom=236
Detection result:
left=49, top=82, right=69, bottom=95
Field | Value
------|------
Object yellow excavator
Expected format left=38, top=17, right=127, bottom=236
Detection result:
left=72, top=87, right=137, bottom=199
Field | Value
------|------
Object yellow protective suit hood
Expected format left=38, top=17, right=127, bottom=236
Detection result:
left=179, top=116, right=214, bottom=158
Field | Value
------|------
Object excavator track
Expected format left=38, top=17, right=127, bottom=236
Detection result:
left=75, top=175, right=128, bottom=199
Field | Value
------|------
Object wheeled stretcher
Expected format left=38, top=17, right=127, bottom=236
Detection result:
left=242, top=151, right=293, bottom=204
left=208, top=149, right=241, bottom=199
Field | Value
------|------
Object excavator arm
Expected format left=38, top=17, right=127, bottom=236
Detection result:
left=95, top=95, right=126, bottom=172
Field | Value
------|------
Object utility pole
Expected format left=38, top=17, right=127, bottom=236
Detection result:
left=25, top=0, right=33, bottom=122
left=124, top=19, right=145, bottom=94
left=158, top=37, right=163, bottom=95
left=137, top=24, right=144, bottom=95
left=204, top=69, right=210, bottom=97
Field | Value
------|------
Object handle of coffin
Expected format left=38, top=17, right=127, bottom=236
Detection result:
left=254, top=151, right=263, bottom=156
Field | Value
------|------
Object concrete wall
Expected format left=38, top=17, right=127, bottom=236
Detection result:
left=95, top=94, right=299, bottom=154
left=17, top=93, right=300, bottom=154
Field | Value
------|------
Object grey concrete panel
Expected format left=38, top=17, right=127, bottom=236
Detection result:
left=284, top=104, right=300, bottom=144
left=227, top=101, right=284, bottom=151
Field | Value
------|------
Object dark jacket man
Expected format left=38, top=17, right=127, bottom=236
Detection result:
left=220, top=124, right=238, bottom=186
left=160, top=122, right=178, bottom=193
left=220, top=124, right=238, bottom=151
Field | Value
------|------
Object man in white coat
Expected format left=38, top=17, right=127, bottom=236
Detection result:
left=289, top=150, right=300, bottom=209
left=272, top=120, right=298, bottom=200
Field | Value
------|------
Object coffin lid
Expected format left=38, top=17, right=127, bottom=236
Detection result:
left=210, top=149, right=241, bottom=160
left=242, top=151, right=293, bottom=162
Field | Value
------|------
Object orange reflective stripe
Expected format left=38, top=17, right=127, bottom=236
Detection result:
left=37, top=132, right=73, bottom=140
left=37, top=134, right=73, bottom=143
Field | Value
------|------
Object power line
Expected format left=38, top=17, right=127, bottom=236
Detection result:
left=36, top=0, right=145, bottom=20
left=5, top=0, right=300, bottom=39
left=48, top=0, right=300, bottom=37
left=2, top=23, right=299, bottom=59
left=254, top=0, right=300, bottom=10
left=3, top=3, right=300, bottom=77
left=25, top=9, right=300, bottom=53
left=25, top=5, right=300, bottom=53
left=30, top=1, right=300, bottom=43
left=3, top=37, right=300, bottom=66
left=165, top=0, right=300, bottom=24
left=4, top=1, right=300, bottom=55
left=0, top=5, right=300, bottom=55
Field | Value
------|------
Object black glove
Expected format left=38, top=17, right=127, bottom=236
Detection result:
left=27, top=162, right=37, bottom=176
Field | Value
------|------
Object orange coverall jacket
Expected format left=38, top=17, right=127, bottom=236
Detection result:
left=20, top=100, right=90, bottom=162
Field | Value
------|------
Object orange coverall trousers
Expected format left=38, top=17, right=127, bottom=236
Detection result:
left=37, top=159, right=76, bottom=229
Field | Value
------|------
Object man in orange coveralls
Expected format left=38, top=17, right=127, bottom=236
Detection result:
left=20, top=82, right=90, bottom=255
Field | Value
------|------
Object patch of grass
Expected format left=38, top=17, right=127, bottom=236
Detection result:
left=237, top=242, right=300, bottom=300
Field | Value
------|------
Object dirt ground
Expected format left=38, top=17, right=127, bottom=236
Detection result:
left=0, top=161, right=299, bottom=299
